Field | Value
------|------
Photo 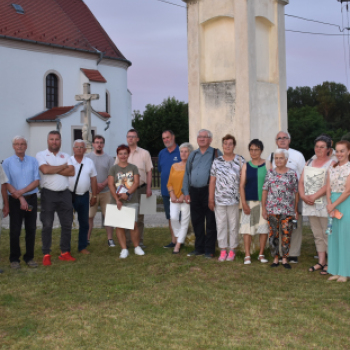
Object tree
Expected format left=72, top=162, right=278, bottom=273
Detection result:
left=132, top=97, right=189, bottom=156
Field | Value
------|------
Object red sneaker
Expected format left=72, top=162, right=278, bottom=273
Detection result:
left=58, top=252, right=76, bottom=262
left=43, top=254, right=52, bottom=266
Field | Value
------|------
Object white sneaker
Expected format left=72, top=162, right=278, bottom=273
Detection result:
left=134, top=246, right=145, bottom=256
left=108, top=239, right=116, bottom=247
left=119, top=249, right=129, bottom=259
left=258, top=255, right=268, bottom=263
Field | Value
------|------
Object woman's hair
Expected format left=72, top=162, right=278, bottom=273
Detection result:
left=116, top=144, right=130, bottom=155
left=248, top=139, right=264, bottom=152
left=314, top=135, right=331, bottom=149
left=274, top=148, right=289, bottom=159
left=333, top=140, right=350, bottom=167
left=222, top=134, right=236, bottom=146
left=179, top=142, right=194, bottom=153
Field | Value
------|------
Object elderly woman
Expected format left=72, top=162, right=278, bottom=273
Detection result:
left=299, top=135, right=334, bottom=274
left=209, top=134, right=245, bottom=262
left=108, top=144, right=145, bottom=259
left=326, top=140, right=350, bottom=282
left=239, top=139, right=269, bottom=265
left=167, top=142, right=194, bottom=254
left=262, top=149, right=298, bottom=269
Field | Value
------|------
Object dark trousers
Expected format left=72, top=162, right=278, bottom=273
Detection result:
left=189, top=186, right=217, bottom=254
left=72, top=192, right=89, bottom=251
left=40, top=188, right=73, bottom=255
left=9, top=194, right=37, bottom=263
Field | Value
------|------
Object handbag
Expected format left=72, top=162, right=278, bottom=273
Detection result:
left=72, top=163, right=83, bottom=203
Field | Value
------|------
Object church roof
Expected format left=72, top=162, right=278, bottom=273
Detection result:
left=27, top=104, right=110, bottom=122
left=0, top=0, right=131, bottom=66
left=81, top=69, right=107, bottom=83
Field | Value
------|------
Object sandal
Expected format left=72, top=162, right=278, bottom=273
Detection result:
left=244, top=256, right=251, bottom=265
left=320, top=264, right=329, bottom=275
left=308, top=263, right=324, bottom=272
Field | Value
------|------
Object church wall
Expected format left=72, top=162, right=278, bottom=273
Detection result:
left=0, top=43, right=131, bottom=160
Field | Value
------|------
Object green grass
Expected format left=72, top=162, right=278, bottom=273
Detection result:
left=0, top=227, right=349, bottom=349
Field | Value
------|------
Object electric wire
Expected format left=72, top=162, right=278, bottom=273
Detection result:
left=154, top=0, right=186, bottom=8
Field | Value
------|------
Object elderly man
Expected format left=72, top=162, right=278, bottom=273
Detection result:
left=36, top=131, right=75, bottom=266
left=158, top=130, right=181, bottom=248
left=69, top=140, right=98, bottom=254
left=3, top=136, right=40, bottom=269
left=0, top=165, right=9, bottom=273
left=182, top=129, right=222, bottom=258
left=269, top=131, right=305, bottom=263
left=115, top=129, right=153, bottom=248
left=86, top=135, right=115, bottom=247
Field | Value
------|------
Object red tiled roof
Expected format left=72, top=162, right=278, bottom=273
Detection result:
left=0, top=0, right=131, bottom=65
left=97, top=112, right=111, bottom=119
left=27, top=106, right=75, bottom=121
left=81, top=69, right=107, bottom=83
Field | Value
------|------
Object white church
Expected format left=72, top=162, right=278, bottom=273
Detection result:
left=0, top=0, right=132, bottom=160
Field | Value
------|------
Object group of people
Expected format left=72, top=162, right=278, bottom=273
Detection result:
left=0, top=127, right=349, bottom=283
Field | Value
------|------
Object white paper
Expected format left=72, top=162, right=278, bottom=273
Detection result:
left=139, top=194, right=157, bottom=215
left=104, top=204, right=135, bottom=229
left=304, top=166, right=326, bottom=204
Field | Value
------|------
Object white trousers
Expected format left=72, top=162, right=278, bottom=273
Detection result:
left=170, top=202, right=191, bottom=244
left=215, top=204, right=240, bottom=250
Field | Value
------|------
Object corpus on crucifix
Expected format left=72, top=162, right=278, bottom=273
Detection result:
left=75, top=83, right=99, bottom=151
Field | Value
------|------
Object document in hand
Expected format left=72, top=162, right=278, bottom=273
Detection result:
left=139, top=194, right=157, bottom=215
left=104, top=204, right=135, bottom=229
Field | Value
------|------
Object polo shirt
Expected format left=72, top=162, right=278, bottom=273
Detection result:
left=158, top=145, right=180, bottom=196
left=36, top=149, right=73, bottom=191
left=0, top=165, right=8, bottom=210
left=269, top=148, right=305, bottom=180
left=115, top=147, right=153, bottom=186
left=2, top=155, right=40, bottom=195
left=68, top=156, right=97, bottom=195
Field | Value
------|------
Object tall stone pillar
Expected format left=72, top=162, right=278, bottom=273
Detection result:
left=182, top=0, right=289, bottom=158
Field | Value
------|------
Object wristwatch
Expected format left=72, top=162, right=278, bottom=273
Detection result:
left=92, top=195, right=97, bottom=198
left=126, top=192, right=131, bottom=198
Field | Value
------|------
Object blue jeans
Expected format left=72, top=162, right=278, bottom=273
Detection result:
left=72, top=192, right=89, bottom=251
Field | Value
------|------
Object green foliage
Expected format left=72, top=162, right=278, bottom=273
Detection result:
left=132, top=97, right=189, bottom=156
left=287, top=82, right=350, bottom=157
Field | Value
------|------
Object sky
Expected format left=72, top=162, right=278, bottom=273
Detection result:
left=85, top=0, right=350, bottom=113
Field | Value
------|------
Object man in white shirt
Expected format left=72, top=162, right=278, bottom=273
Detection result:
left=268, top=131, right=306, bottom=263
left=0, top=165, right=9, bottom=274
left=69, top=140, right=98, bottom=255
left=115, top=129, right=153, bottom=248
left=36, top=131, right=75, bottom=266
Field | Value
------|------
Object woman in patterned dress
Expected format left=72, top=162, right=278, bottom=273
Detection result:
left=299, top=135, right=334, bottom=274
left=326, top=140, right=350, bottom=282
left=239, top=139, right=269, bottom=265
left=262, top=149, right=298, bottom=269
left=209, top=134, right=245, bottom=262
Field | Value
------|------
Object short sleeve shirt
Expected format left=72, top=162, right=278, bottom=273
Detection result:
left=108, top=164, right=139, bottom=204
left=68, top=156, right=97, bottom=194
left=210, top=155, right=245, bottom=205
left=36, top=149, right=73, bottom=191
left=262, top=168, right=298, bottom=216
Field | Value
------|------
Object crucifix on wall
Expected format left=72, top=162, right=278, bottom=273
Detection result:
left=75, top=83, right=99, bottom=150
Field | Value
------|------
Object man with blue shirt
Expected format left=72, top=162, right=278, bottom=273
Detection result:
left=182, top=129, right=222, bottom=258
left=3, top=136, right=40, bottom=269
left=158, top=130, right=181, bottom=248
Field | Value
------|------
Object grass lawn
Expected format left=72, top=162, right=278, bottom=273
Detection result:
left=0, top=226, right=349, bottom=349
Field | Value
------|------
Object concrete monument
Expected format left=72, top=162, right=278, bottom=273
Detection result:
left=182, top=0, right=289, bottom=158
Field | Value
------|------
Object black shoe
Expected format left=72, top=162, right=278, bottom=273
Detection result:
left=187, top=250, right=204, bottom=257
left=172, top=250, right=180, bottom=255
left=270, top=263, right=280, bottom=268
left=163, top=242, right=176, bottom=248
left=0, top=269, right=3, bottom=274
left=139, top=243, right=147, bottom=249
left=288, top=257, right=298, bottom=264
left=282, top=263, right=292, bottom=269
left=204, top=253, right=214, bottom=259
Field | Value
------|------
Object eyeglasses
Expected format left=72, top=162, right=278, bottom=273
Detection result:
left=74, top=146, right=85, bottom=149
left=276, top=137, right=290, bottom=141
left=198, top=136, right=210, bottom=139
left=93, top=141, right=104, bottom=145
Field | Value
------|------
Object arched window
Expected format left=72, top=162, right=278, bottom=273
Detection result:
left=46, top=74, right=58, bottom=109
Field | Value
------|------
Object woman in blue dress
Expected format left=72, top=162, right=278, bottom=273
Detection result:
left=326, top=140, right=350, bottom=282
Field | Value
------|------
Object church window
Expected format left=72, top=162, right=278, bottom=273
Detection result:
left=46, top=74, right=58, bottom=109
left=12, top=4, right=25, bottom=14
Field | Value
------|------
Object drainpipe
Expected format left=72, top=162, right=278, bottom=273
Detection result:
left=104, top=120, right=110, bottom=131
